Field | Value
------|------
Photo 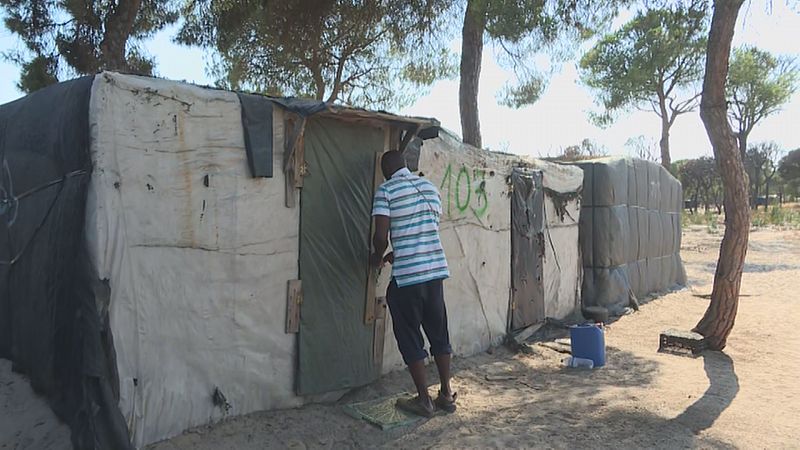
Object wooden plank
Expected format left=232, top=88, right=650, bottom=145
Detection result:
left=293, top=130, right=305, bottom=188
left=399, top=124, right=421, bottom=153
left=537, top=341, right=572, bottom=354
left=313, top=108, right=434, bottom=130
left=389, top=126, right=401, bottom=151
left=364, top=129, right=388, bottom=324
left=512, top=321, right=544, bottom=345
left=373, top=297, right=387, bottom=368
left=363, top=279, right=376, bottom=325
left=286, top=280, right=302, bottom=333
left=284, top=115, right=296, bottom=207
left=283, top=115, right=306, bottom=207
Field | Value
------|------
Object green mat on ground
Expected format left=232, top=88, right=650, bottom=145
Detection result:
left=343, top=393, right=422, bottom=430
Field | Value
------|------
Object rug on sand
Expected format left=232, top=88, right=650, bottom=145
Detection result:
left=343, top=394, right=423, bottom=430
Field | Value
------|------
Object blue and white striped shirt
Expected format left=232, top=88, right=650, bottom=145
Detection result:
left=372, top=168, right=449, bottom=288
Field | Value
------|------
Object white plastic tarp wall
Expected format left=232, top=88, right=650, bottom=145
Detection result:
left=535, top=159, right=582, bottom=319
left=86, top=73, right=301, bottom=447
left=379, top=132, right=515, bottom=372
left=379, top=132, right=583, bottom=372
left=83, top=73, right=583, bottom=447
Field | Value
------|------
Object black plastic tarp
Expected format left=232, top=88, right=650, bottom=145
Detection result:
left=510, top=169, right=545, bottom=331
left=236, top=94, right=431, bottom=179
left=575, top=158, right=686, bottom=314
left=0, top=77, right=132, bottom=449
left=237, top=93, right=274, bottom=178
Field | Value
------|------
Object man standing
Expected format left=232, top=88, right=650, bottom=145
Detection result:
left=370, top=150, right=456, bottom=418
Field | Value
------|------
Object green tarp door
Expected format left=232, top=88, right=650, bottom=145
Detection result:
left=510, top=169, right=546, bottom=331
left=297, top=118, right=384, bottom=395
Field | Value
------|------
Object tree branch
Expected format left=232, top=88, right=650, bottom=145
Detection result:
left=99, top=0, right=143, bottom=71
left=673, top=92, right=702, bottom=114
left=327, top=44, right=353, bottom=102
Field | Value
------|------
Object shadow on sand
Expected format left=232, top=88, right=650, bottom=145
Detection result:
left=146, top=347, right=740, bottom=450
left=386, top=349, right=740, bottom=449
left=672, top=351, right=739, bottom=434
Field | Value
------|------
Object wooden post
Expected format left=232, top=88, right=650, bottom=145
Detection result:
left=293, top=131, right=305, bottom=189
left=364, top=126, right=394, bottom=324
left=283, top=114, right=306, bottom=207
left=284, top=115, right=295, bottom=207
left=373, top=297, right=387, bottom=369
left=286, top=280, right=302, bottom=333
left=399, top=124, right=421, bottom=153
left=389, top=126, right=401, bottom=151
left=364, top=149, right=385, bottom=324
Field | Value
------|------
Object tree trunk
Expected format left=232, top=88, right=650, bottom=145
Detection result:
left=693, top=0, right=749, bottom=351
left=309, top=54, right=326, bottom=101
left=737, top=131, right=748, bottom=161
left=459, top=0, right=487, bottom=148
left=100, top=0, right=143, bottom=71
left=753, top=167, right=761, bottom=210
left=659, top=116, right=672, bottom=170
left=313, top=73, right=326, bottom=101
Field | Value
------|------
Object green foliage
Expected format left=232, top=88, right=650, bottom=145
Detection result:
left=497, top=77, right=544, bottom=108
left=727, top=47, right=798, bottom=136
left=579, top=3, right=707, bottom=123
left=682, top=209, right=718, bottom=233
left=779, top=149, right=800, bottom=184
left=15, top=54, right=59, bottom=92
left=543, top=138, right=607, bottom=162
left=483, top=0, right=626, bottom=109
left=678, top=156, right=720, bottom=211
left=625, top=135, right=659, bottom=162
left=751, top=206, right=800, bottom=229
left=687, top=206, right=800, bottom=231
left=177, top=0, right=455, bottom=109
left=744, top=141, right=783, bottom=208
left=1, top=0, right=179, bottom=93
left=706, top=213, right=719, bottom=234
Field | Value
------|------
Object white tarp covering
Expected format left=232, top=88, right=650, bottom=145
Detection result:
left=84, top=73, right=583, bottom=447
left=535, top=157, right=583, bottom=319
left=380, top=132, right=516, bottom=372
left=380, top=132, right=583, bottom=372
left=87, top=73, right=301, bottom=447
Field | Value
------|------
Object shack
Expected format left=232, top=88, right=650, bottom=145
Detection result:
left=0, top=72, right=583, bottom=448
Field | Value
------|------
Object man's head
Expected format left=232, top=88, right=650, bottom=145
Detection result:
left=381, top=150, right=406, bottom=180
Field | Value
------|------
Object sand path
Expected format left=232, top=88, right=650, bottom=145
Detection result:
left=3, top=227, right=799, bottom=449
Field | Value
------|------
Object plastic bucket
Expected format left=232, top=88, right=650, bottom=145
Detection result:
left=569, top=324, right=606, bottom=367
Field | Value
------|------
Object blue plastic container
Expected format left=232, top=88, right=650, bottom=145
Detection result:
left=570, top=324, right=606, bottom=367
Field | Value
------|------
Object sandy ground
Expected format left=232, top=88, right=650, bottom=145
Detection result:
left=3, top=226, right=800, bottom=449
left=0, top=359, right=70, bottom=450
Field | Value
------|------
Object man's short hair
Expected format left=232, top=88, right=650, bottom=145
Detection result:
left=381, top=150, right=406, bottom=178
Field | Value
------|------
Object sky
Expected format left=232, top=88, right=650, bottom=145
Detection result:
left=1, top=3, right=798, bottom=162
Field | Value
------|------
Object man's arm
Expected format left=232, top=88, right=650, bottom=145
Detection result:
left=370, top=215, right=390, bottom=267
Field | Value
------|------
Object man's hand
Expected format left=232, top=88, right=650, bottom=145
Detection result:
left=383, top=251, right=394, bottom=264
left=371, top=215, right=391, bottom=269
left=370, top=251, right=394, bottom=268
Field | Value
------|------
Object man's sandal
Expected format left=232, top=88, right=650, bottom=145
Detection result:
left=434, top=391, right=457, bottom=413
left=396, top=396, right=435, bottom=418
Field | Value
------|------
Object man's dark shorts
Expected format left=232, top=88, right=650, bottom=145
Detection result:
left=386, top=277, right=452, bottom=365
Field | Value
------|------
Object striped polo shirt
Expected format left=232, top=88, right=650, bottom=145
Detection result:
left=372, top=167, right=449, bottom=287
